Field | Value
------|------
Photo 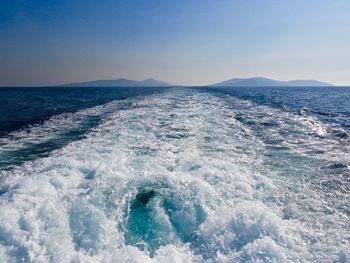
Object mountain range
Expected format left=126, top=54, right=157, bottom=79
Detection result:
left=211, top=77, right=332, bottom=87
left=59, top=77, right=332, bottom=87
left=60, top=78, right=171, bottom=87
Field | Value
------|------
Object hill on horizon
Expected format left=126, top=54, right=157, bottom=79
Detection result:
left=59, top=78, right=171, bottom=87
left=211, top=77, right=332, bottom=87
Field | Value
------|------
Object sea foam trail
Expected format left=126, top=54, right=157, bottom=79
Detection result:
left=0, top=88, right=349, bottom=262
left=0, top=99, right=137, bottom=170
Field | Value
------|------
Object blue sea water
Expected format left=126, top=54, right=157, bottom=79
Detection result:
left=0, top=86, right=349, bottom=262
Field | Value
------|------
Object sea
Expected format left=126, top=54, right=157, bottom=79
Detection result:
left=0, top=86, right=349, bottom=262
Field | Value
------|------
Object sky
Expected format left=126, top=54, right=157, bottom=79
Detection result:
left=0, top=0, right=350, bottom=86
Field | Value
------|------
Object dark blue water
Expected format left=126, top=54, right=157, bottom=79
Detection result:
left=0, top=86, right=165, bottom=137
left=204, top=86, right=350, bottom=134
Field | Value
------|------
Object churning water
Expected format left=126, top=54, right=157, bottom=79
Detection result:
left=0, top=86, right=349, bottom=262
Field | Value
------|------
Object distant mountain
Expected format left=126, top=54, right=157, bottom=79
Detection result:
left=58, top=76, right=332, bottom=88
left=141, top=78, right=171, bottom=86
left=285, top=80, right=332, bottom=86
left=60, top=78, right=171, bottom=87
left=211, top=77, right=332, bottom=87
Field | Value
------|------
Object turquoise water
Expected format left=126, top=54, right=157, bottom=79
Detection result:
left=0, top=87, right=349, bottom=262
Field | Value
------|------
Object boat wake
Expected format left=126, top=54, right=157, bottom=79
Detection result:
left=0, top=88, right=349, bottom=262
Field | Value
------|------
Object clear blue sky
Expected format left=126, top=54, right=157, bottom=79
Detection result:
left=1, top=0, right=349, bottom=86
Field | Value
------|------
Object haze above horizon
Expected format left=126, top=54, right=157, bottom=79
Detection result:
left=1, top=0, right=350, bottom=86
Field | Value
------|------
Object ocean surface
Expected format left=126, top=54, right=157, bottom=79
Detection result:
left=0, top=86, right=349, bottom=262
